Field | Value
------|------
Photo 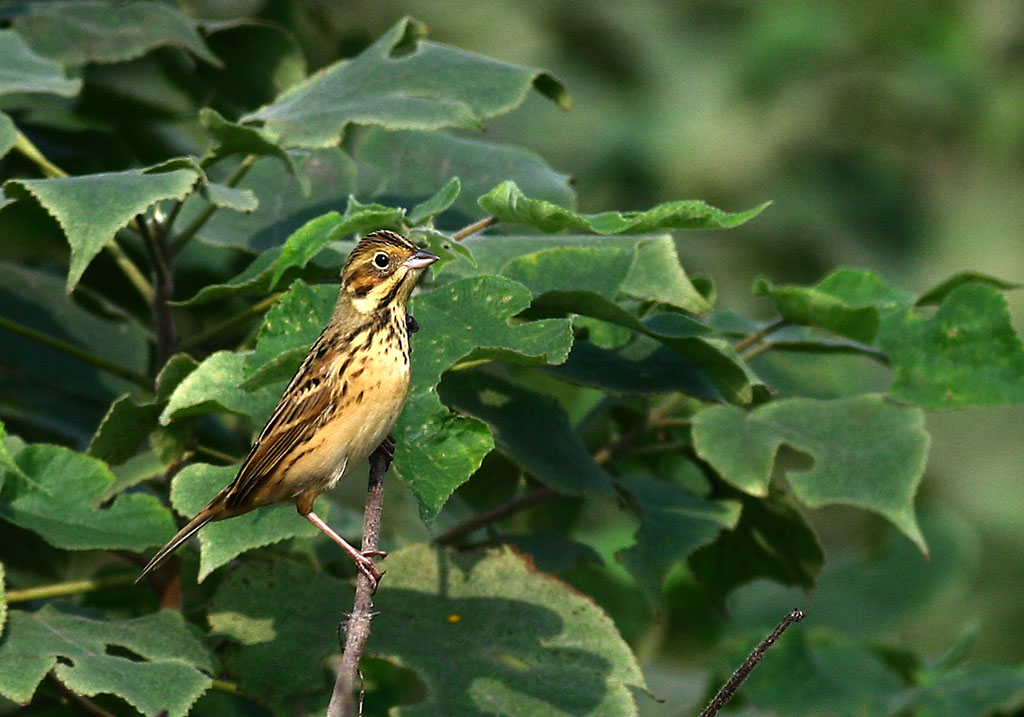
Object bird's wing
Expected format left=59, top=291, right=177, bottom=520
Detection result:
left=222, top=332, right=344, bottom=510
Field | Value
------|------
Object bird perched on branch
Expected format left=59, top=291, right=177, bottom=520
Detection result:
left=139, top=230, right=438, bottom=587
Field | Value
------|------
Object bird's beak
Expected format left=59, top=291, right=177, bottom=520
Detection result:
left=404, top=248, right=440, bottom=270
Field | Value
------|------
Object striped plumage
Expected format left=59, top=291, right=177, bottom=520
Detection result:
left=139, top=230, right=438, bottom=585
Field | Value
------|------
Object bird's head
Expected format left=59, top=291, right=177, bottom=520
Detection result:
left=340, top=230, right=438, bottom=316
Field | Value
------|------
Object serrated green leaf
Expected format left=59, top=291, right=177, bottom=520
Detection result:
left=0, top=605, right=214, bottom=715
left=178, top=147, right=356, bottom=251
left=170, top=463, right=319, bottom=582
left=0, top=420, right=29, bottom=487
left=208, top=561, right=352, bottom=710
left=0, top=112, right=15, bottom=160
left=617, top=477, right=740, bottom=601
left=881, top=283, right=1024, bottom=407
left=441, top=371, right=614, bottom=496
left=0, top=444, right=175, bottom=550
left=479, top=180, right=767, bottom=234
left=369, top=544, right=644, bottom=716
left=88, top=394, right=162, bottom=466
left=396, top=276, right=573, bottom=518
left=325, top=196, right=408, bottom=240
left=410, top=227, right=475, bottom=273
left=201, top=182, right=258, bottom=213
left=174, top=248, right=283, bottom=306
left=499, top=533, right=602, bottom=574
left=244, top=17, right=568, bottom=147
left=11, top=0, right=220, bottom=67
left=199, top=107, right=299, bottom=180
left=754, top=275, right=890, bottom=343
left=160, top=350, right=281, bottom=427
left=357, top=128, right=574, bottom=220
left=692, top=394, right=929, bottom=552
left=900, top=664, right=1024, bottom=716
left=0, top=30, right=81, bottom=98
left=916, top=271, right=1021, bottom=306
left=407, top=177, right=461, bottom=226
left=545, top=338, right=721, bottom=400
left=3, top=164, right=202, bottom=290
left=688, top=490, right=824, bottom=605
left=269, top=211, right=342, bottom=289
left=244, top=280, right=338, bottom=375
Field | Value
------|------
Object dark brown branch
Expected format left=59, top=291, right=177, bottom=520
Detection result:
left=136, top=214, right=178, bottom=367
left=732, top=317, right=788, bottom=354
left=327, top=435, right=394, bottom=717
left=700, top=608, right=805, bottom=717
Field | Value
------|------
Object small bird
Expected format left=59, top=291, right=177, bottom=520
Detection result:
left=139, top=230, right=438, bottom=586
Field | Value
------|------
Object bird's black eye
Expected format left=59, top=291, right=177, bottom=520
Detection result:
left=373, top=252, right=390, bottom=269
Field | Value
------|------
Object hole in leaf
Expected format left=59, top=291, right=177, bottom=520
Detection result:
left=105, top=644, right=147, bottom=662
left=776, top=444, right=814, bottom=474
left=361, top=657, right=427, bottom=712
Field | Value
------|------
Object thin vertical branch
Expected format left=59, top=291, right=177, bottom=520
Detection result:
left=136, top=214, right=178, bottom=367
left=700, top=608, right=805, bottom=717
left=328, top=435, right=394, bottom=717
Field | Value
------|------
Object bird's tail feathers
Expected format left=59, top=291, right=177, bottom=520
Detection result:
left=136, top=508, right=216, bottom=581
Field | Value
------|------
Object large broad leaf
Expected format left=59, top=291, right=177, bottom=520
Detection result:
left=688, top=490, right=824, bottom=605
left=0, top=112, right=15, bottom=160
left=178, top=148, right=356, bottom=251
left=396, top=276, right=573, bottom=518
left=616, top=477, right=741, bottom=601
left=208, top=561, right=353, bottom=711
left=199, top=107, right=298, bottom=177
left=0, top=444, right=175, bottom=550
left=357, top=129, right=574, bottom=221
left=0, top=30, right=81, bottom=98
left=160, top=350, right=281, bottom=428
left=691, top=394, right=929, bottom=552
left=0, top=605, right=214, bottom=716
left=880, top=283, right=1024, bottom=407
left=898, top=664, right=1024, bottom=716
left=11, top=0, right=220, bottom=67
left=169, top=463, right=320, bottom=582
left=440, top=371, right=614, bottom=496
left=3, top=163, right=203, bottom=290
left=478, top=181, right=767, bottom=234
left=243, top=17, right=569, bottom=148
left=369, top=544, right=645, bottom=716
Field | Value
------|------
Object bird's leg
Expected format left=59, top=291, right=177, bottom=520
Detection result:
left=303, top=510, right=385, bottom=586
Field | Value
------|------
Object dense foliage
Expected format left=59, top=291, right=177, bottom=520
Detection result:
left=1, top=4, right=1022, bottom=716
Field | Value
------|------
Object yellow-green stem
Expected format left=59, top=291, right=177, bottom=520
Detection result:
left=6, top=574, right=137, bottom=603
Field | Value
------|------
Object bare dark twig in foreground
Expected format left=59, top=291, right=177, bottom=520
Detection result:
left=700, top=608, right=805, bottom=717
left=327, top=435, right=395, bottom=717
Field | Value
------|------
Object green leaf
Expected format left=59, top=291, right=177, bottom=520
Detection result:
left=173, top=247, right=284, bottom=306
left=0, top=420, right=29, bottom=487
left=0, top=265, right=149, bottom=404
left=170, top=463, right=319, bottom=582
left=692, top=394, right=929, bottom=552
left=407, top=177, right=461, bottom=226
left=357, top=128, right=574, bottom=220
left=396, top=276, right=573, bottom=518
left=0, top=30, right=81, bottom=98
left=545, top=338, right=721, bottom=400
left=87, top=394, right=162, bottom=466
left=880, top=283, right=1024, bottom=407
left=617, top=478, right=741, bottom=601
left=178, top=148, right=356, bottom=251
left=325, top=196, right=408, bottom=240
left=244, top=280, right=338, bottom=378
left=243, top=17, right=569, bottom=147
left=269, top=211, right=342, bottom=290
left=753, top=277, right=883, bottom=343
left=209, top=561, right=352, bottom=711
left=0, top=112, right=15, bottom=160
left=737, top=628, right=903, bottom=716
left=11, top=0, right=220, bottom=67
left=201, top=182, right=258, bottom=213
left=369, top=544, right=644, bottom=715
left=199, top=107, right=299, bottom=179
left=0, top=444, right=175, bottom=550
left=688, top=491, right=824, bottom=605
left=160, top=350, right=282, bottom=428
left=0, top=605, right=214, bottom=715
left=916, top=271, right=1021, bottom=306
left=900, top=664, right=1024, bottom=716
left=0, top=563, right=6, bottom=640
left=478, top=180, right=767, bottom=234
left=3, top=163, right=202, bottom=290
left=440, top=371, right=614, bottom=496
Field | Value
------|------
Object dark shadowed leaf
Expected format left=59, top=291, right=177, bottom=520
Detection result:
left=0, top=30, right=81, bottom=98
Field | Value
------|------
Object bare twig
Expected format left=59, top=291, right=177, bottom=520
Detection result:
left=170, top=154, right=256, bottom=253
left=733, top=317, right=788, bottom=354
left=700, top=608, right=805, bottom=717
left=451, top=215, right=496, bottom=241
left=328, top=435, right=395, bottom=717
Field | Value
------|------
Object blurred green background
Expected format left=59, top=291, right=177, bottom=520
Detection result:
left=247, top=0, right=1024, bottom=668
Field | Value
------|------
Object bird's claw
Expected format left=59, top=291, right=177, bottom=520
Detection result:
left=354, top=552, right=385, bottom=590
